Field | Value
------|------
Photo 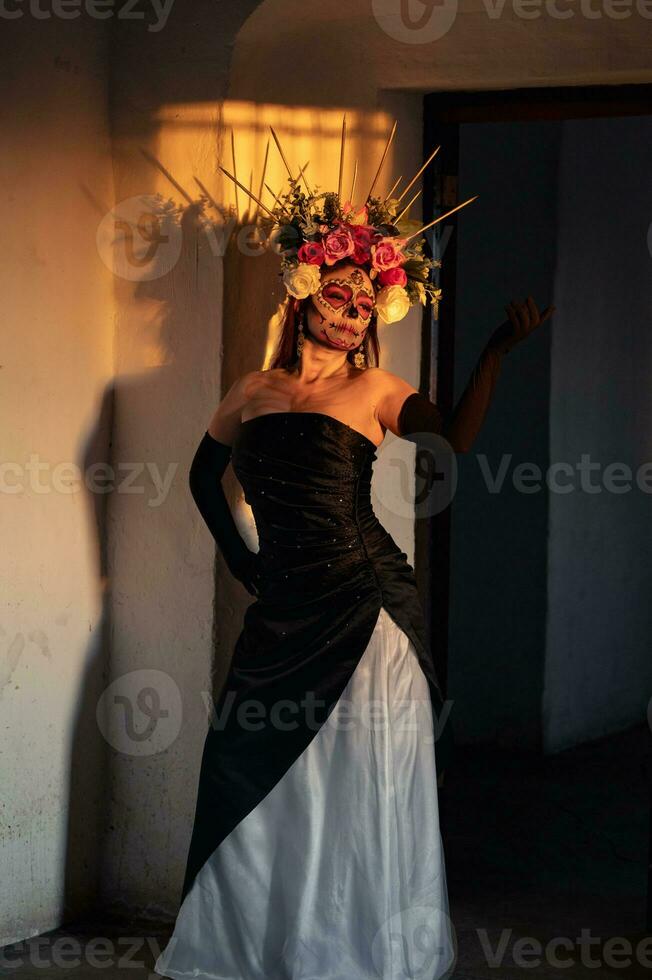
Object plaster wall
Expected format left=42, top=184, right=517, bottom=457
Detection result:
left=0, top=13, right=115, bottom=945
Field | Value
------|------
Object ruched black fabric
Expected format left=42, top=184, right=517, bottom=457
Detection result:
left=180, top=411, right=453, bottom=902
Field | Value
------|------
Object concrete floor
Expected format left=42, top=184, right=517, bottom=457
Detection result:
left=2, top=724, right=649, bottom=980
left=441, top=722, right=650, bottom=978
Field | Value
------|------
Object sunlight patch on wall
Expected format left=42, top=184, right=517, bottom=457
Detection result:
left=152, top=100, right=399, bottom=221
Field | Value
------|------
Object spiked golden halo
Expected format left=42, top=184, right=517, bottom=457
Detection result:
left=216, top=116, right=478, bottom=323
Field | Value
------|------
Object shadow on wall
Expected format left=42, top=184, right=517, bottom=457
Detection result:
left=70, top=197, right=279, bottom=918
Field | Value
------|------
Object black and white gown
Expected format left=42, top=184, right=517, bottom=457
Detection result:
left=155, top=411, right=456, bottom=980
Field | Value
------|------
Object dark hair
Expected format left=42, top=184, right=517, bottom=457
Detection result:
left=269, top=260, right=381, bottom=371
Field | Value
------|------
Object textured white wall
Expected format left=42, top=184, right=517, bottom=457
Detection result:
left=0, top=15, right=115, bottom=946
left=98, top=230, right=225, bottom=919
left=102, top=3, right=262, bottom=919
left=230, top=0, right=652, bottom=97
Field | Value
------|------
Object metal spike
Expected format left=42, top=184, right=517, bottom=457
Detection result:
left=264, top=182, right=290, bottom=215
left=218, top=165, right=276, bottom=219
left=383, top=175, right=402, bottom=205
left=337, top=114, right=346, bottom=199
left=365, top=119, right=398, bottom=202
left=230, top=129, right=240, bottom=219
left=396, top=189, right=422, bottom=224
left=349, top=160, right=358, bottom=203
left=405, top=195, right=478, bottom=242
left=296, top=161, right=312, bottom=196
left=269, top=125, right=295, bottom=181
left=254, top=138, right=270, bottom=223
left=395, top=145, right=441, bottom=205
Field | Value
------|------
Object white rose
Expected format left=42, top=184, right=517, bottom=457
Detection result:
left=375, top=284, right=411, bottom=324
left=283, top=263, right=322, bottom=300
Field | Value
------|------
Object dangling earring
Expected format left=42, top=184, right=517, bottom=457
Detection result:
left=296, top=317, right=305, bottom=360
left=354, top=338, right=366, bottom=370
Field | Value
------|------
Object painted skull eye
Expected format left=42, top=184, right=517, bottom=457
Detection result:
left=356, top=293, right=374, bottom=321
left=320, top=283, right=353, bottom=308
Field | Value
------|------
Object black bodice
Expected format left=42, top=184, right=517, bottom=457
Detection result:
left=181, top=410, right=453, bottom=902
left=232, top=411, right=405, bottom=605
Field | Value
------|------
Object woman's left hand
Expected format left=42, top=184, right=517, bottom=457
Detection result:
left=488, top=296, right=556, bottom=355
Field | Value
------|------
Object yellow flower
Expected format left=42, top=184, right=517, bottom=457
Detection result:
left=414, top=282, right=427, bottom=306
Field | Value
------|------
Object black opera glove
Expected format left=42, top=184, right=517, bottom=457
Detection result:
left=397, top=342, right=505, bottom=454
left=397, top=299, right=553, bottom=451
left=490, top=297, right=555, bottom=356
left=189, top=431, right=260, bottom=596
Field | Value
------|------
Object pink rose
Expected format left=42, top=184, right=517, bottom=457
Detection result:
left=322, top=225, right=355, bottom=265
left=297, top=241, right=325, bottom=265
left=378, top=266, right=408, bottom=287
left=371, top=236, right=407, bottom=272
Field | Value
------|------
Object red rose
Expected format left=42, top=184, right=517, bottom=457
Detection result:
left=349, top=225, right=380, bottom=264
left=297, top=241, right=325, bottom=265
left=378, top=266, right=408, bottom=287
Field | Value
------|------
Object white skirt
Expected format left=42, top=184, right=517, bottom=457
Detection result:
left=154, top=606, right=455, bottom=980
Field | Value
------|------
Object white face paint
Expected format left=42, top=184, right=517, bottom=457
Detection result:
left=304, top=264, right=375, bottom=353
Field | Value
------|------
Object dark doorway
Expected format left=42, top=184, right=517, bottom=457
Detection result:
left=418, top=85, right=652, bottom=967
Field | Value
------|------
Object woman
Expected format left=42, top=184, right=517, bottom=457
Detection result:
left=155, top=143, right=554, bottom=978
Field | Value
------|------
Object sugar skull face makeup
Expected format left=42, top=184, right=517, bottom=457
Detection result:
left=305, top=264, right=375, bottom=353
left=318, top=275, right=374, bottom=322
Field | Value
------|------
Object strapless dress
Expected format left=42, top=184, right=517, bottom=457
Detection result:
left=154, top=411, right=456, bottom=980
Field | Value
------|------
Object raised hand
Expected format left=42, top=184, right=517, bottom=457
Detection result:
left=488, top=296, right=556, bottom=355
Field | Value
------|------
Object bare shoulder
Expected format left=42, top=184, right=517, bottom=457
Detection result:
left=207, top=369, right=270, bottom=443
left=363, top=367, right=420, bottom=433
left=362, top=366, right=418, bottom=401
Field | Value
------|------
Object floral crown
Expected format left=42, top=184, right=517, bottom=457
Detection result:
left=219, top=117, right=477, bottom=325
